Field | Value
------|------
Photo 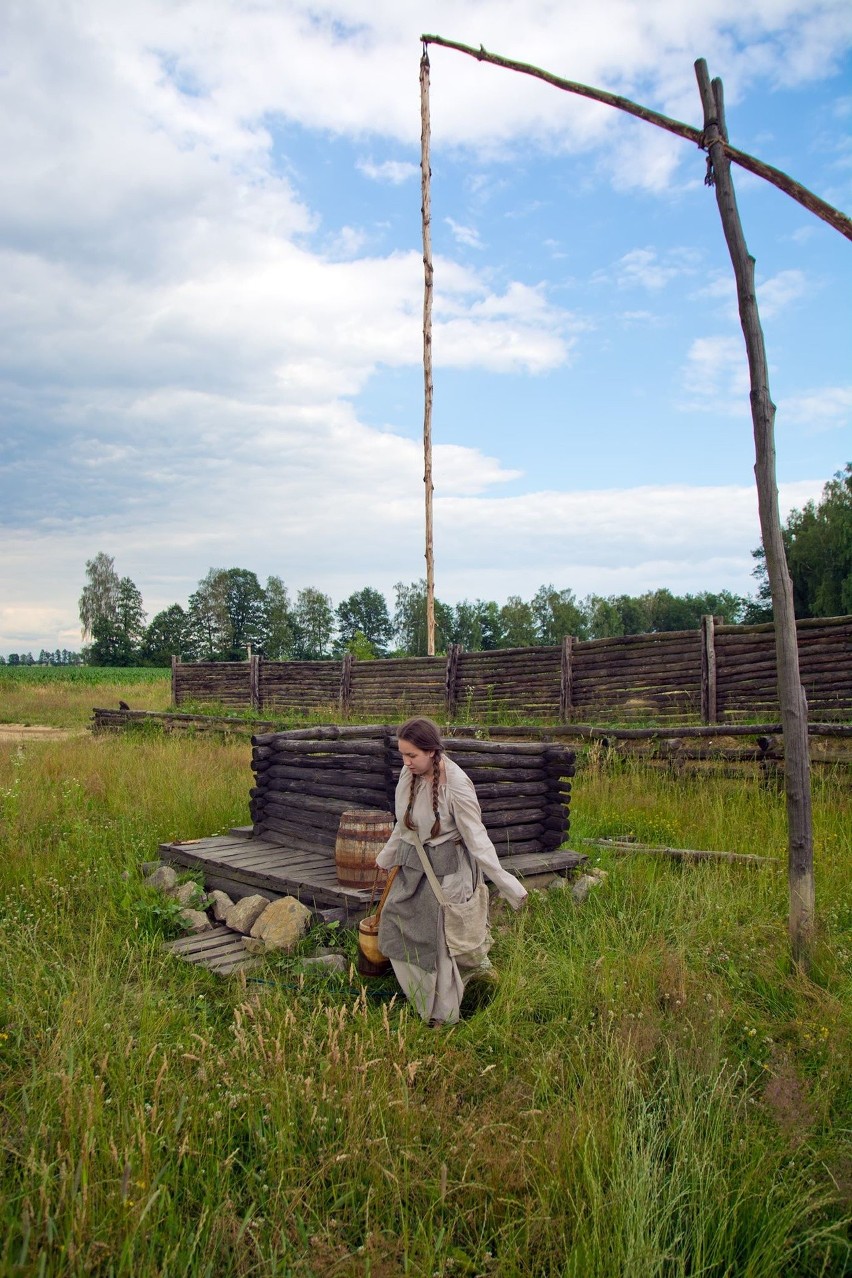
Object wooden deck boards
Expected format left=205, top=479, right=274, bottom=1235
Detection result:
left=163, top=925, right=262, bottom=975
left=159, top=832, right=586, bottom=917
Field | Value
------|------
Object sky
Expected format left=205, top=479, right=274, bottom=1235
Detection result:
left=1, top=0, right=850, bottom=656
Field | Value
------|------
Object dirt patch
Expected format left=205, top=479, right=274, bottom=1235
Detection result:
left=0, top=723, right=81, bottom=743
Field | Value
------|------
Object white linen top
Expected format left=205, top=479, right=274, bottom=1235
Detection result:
left=375, top=755, right=527, bottom=910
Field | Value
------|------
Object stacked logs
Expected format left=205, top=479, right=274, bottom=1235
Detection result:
left=249, top=726, right=574, bottom=860
left=716, top=617, right=852, bottom=719
left=250, top=726, right=395, bottom=854
left=173, top=661, right=252, bottom=707
left=348, top=656, right=447, bottom=719
left=571, top=630, right=702, bottom=720
left=259, top=661, right=342, bottom=715
left=455, top=647, right=562, bottom=719
left=409, top=735, right=574, bottom=858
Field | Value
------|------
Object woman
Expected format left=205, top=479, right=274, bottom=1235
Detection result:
left=375, top=716, right=527, bottom=1026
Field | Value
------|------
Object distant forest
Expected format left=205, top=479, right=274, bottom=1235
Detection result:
left=4, top=464, right=848, bottom=667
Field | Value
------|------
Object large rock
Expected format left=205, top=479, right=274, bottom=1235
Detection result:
left=180, top=908, right=212, bottom=934
left=208, top=890, right=234, bottom=922
left=245, top=896, right=312, bottom=954
left=225, top=894, right=270, bottom=934
left=145, top=864, right=178, bottom=892
left=171, top=880, right=202, bottom=907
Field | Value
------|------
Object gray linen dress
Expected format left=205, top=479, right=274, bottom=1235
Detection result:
left=375, top=756, right=527, bottom=1024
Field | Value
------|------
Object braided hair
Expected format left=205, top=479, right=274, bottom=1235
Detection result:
left=399, top=716, right=443, bottom=839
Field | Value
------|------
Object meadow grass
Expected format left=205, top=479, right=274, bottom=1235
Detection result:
left=0, top=704, right=849, bottom=1274
left=0, top=668, right=170, bottom=729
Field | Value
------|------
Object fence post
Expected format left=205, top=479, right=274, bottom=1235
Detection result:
left=340, top=653, right=353, bottom=717
left=445, top=644, right=462, bottom=719
left=701, top=615, right=717, bottom=724
left=249, top=653, right=261, bottom=712
left=171, top=654, right=180, bottom=707
left=559, top=635, right=574, bottom=722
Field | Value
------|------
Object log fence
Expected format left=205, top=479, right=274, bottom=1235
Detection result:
left=171, top=614, right=851, bottom=724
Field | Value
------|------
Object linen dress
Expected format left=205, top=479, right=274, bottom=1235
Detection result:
left=375, top=755, right=527, bottom=1024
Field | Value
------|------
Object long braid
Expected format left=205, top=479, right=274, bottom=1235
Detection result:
left=402, top=749, right=442, bottom=837
left=430, top=750, right=442, bottom=838
left=404, top=770, right=418, bottom=831
left=398, top=716, right=445, bottom=838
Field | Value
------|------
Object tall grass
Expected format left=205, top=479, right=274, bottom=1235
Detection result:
left=0, top=728, right=849, bottom=1274
left=0, top=668, right=170, bottom=729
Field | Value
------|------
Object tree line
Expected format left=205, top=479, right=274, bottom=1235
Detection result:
left=27, top=462, right=844, bottom=667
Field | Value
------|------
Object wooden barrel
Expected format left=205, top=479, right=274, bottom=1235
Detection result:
left=335, top=809, right=394, bottom=888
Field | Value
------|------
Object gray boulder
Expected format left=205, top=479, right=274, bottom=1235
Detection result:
left=225, top=894, right=271, bottom=935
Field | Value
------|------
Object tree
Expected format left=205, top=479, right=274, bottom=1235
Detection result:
left=79, top=552, right=120, bottom=640
left=336, top=588, right=393, bottom=656
left=263, top=576, right=295, bottom=659
left=392, top=580, right=453, bottom=655
left=142, top=604, right=191, bottom=665
left=532, top=584, right=587, bottom=645
left=187, top=570, right=228, bottom=660
left=499, top=595, right=537, bottom=648
left=220, top=569, right=266, bottom=658
left=293, top=587, right=335, bottom=660
left=750, top=464, right=852, bottom=619
left=449, top=599, right=505, bottom=651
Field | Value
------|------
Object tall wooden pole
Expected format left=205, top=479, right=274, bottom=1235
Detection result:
left=420, top=45, right=436, bottom=656
left=694, top=59, right=813, bottom=965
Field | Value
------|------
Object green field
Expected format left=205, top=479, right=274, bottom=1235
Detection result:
left=0, top=667, right=171, bottom=729
left=0, top=678, right=849, bottom=1275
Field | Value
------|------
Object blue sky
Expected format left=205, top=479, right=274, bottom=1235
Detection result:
left=1, top=0, right=850, bottom=654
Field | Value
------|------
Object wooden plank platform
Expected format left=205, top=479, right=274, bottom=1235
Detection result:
left=159, top=834, right=587, bottom=917
left=159, top=834, right=377, bottom=915
left=163, top=925, right=262, bottom=975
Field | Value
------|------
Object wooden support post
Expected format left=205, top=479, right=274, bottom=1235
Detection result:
left=249, top=652, right=261, bottom=713
left=700, top=614, right=717, bottom=724
left=559, top=635, right=574, bottom=722
left=340, top=653, right=353, bottom=717
left=695, top=60, right=814, bottom=965
left=171, top=653, right=180, bottom=707
left=445, top=643, right=462, bottom=717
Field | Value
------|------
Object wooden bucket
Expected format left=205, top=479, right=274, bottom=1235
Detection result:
left=335, top=809, right=394, bottom=888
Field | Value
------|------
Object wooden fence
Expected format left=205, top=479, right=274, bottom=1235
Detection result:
left=171, top=614, right=852, bottom=723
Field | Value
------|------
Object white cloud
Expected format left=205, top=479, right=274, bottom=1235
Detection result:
left=445, top=217, right=484, bottom=250
left=357, top=158, right=419, bottom=184
left=780, top=385, right=852, bottom=432
left=679, top=334, right=749, bottom=409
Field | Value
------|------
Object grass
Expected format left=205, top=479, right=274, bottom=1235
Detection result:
left=0, top=689, right=849, bottom=1275
left=0, top=667, right=170, bottom=729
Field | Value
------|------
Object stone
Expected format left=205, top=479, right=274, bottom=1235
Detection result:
left=145, top=864, right=178, bottom=892
left=170, top=881, right=202, bottom=907
left=587, top=868, right=609, bottom=883
left=224, top=894, right=270, bottom=935
left=548, top=877, right=571, bottom=892
left=140, top=860, right=162, bottom=876
left=208, top=890, right=234, bottom=923
left=247, top=896, right=312, bottom=954
left=300, top=953, right=348, bottom=973
left=571, top=875, right=597, bottom=904
left=180, top=908, right=212, bottom=934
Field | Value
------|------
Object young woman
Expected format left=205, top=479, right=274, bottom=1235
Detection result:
left=375, top=716, right=527, bottom=1026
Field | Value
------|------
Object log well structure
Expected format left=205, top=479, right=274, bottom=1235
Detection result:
left=249, top=725, right=575, bottom=859
left=171, top=615, right=852, bottom=724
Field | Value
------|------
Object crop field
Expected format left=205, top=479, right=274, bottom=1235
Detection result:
left=0, top=674, right=849, bottom=1275
left=0, top=667, right=171, bottom=730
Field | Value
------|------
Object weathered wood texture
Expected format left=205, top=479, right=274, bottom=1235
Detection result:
left=249, top=725, right=574, bottom=858
left=170, top=615, right=851, bottom=723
